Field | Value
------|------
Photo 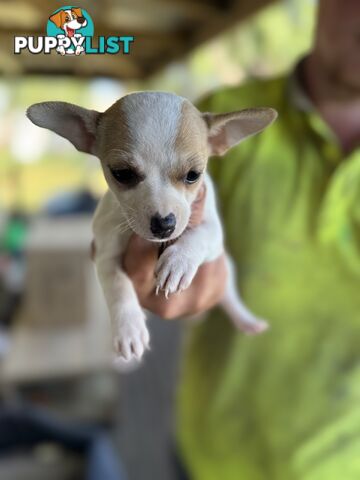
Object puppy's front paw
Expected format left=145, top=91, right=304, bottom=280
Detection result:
left=155, top=245, right=198, bottom=297
left=56, top=46, right=66, bottom=56
left=113, top=312, right=150, bottom=361
left=75, top=45, right=85, bottom=56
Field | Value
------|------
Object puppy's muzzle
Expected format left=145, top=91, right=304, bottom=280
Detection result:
left=150, top=213, right=176, bottom=239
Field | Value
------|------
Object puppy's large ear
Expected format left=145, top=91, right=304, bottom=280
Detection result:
left=49, top=11, right=64, bottom=29
left=27, top=102, right=101, bottom=154
left=72, top=7, right=83, bottom=17
left=203, top=108, right=277, bottom=156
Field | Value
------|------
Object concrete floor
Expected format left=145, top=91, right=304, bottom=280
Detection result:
left=114, top=315, right=185, bottom=480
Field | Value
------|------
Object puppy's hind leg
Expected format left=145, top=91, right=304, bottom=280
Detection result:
left=221, top=254, right=269, bottom=335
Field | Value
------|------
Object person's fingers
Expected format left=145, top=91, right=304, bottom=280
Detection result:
left=123, top=233, right=158, bottom=284
left=138, top=253, right=228, bottom=319
left=125, top=233, right=158, bottom=264
left=190, top=254, right=228, bottom=310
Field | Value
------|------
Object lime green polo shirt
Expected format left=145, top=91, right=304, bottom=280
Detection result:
left=176, top=73, right=360, bottom=480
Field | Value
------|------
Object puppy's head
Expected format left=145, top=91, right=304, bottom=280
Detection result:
left=27, top=93, right=276, bottom=241
left=49, top=8, right=87, bottom=35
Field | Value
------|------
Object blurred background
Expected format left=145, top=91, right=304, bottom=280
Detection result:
left=0, top=1, right=316, bottom=479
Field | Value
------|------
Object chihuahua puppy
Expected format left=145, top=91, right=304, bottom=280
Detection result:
left=27, top=92, right=277, bottom=361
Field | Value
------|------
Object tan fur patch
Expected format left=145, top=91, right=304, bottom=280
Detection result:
left=96, top=100, right=135, bottom=166
left=175, top=100, right=208, bottom=158
left=72, top=8, right=83, bottom=18
left=172, top=100, right=208, bottom=192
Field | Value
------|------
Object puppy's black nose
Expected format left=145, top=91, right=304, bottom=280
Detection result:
left=150, top=213, right=176, bottom=239
left=77, top=16, right=86, bottom=24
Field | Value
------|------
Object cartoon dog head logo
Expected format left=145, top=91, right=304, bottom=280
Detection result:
left=47, top=6, right=94, bottom=55
left=50, top=8, right=87, bottom=37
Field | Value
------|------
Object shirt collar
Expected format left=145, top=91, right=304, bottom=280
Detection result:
left=288, top=58, right=315, bottom=113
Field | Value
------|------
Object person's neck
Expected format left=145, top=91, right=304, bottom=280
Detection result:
left=301, top=53, right=360, bottom=154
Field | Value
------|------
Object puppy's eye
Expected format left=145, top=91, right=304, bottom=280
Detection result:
left=185, top=170, right=201, bottom=184
left=110, top=168, right=141, bottom=187
left=65, top=15, right=70, bottom=21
